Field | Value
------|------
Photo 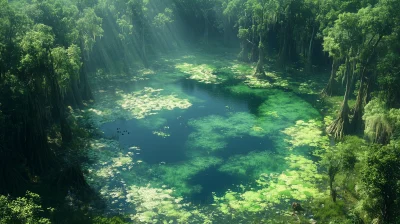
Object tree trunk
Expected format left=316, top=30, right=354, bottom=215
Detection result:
left=79, top=68, right=93, bottom=101
left=223, top=17, right=230, bottom=46
left=328, top=166, right=337, bottom=203
left=203, top=10, right=209, bottom=45
left=306, top=23, right=316, bottom=73
left=254, top=33, right=265, bottom=77
left=238, top=41, right=249, bottom=62
left=71, top=78, right=84, bottom=108
left=322, top=59, right=340, bottom=96
left=351, top=74, right=366, bottom=134
left=79, top=40, right=94, bottom=101
left=141, top=25, right=148, bottom=67
left=49, top=73, right=73, bottom=143
left=25, top=93, right=53, bottom=174
left=278, top=20, right=291, bottom=68
left=327, top=59, right=351, bottom=139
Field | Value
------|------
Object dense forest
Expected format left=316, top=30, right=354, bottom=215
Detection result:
left=1, top=0, right=400, bottom=223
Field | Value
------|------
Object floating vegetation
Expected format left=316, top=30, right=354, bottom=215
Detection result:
left=214, top=154, right=325, bottom=215
left=118, top=87, right=192, bottom=119
left=258, top=91, right=321, bottom=127
left=175, top=63, right=222, bottom=84
left=218, top=151, right=285, bottom=179
left=187, top=113, right=268, bottom=153
left=282, top=120, right=329, bottom=150
left=152, top=131, right=170, bottom=138
left=86, top=87, right=192, bottom=126
left=126, top=185, right=211, bottom=223
left=244, top=75, right=272, bottom=88
left=151, top=156, right=223, bottom=195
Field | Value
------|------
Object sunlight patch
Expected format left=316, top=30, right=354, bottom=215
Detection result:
left=126, top=185, right=210, bottom=223
left=85, top=87, right=191, bottom=125
left=175, top=63, right=222, bottom=84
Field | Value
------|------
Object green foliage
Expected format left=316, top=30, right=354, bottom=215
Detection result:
left=312, top=196, right=352, bottom=223
left=363, top=98, right=400, bottom=143
left=93, top=216, right=129, bottom=224
left=356, top=142, right=400, bottom=223
left=51, top=44, right=82, bottom=91
left=20, top=24, right=55, bottom=73
left=0, top=191, right=51, bottom=224
left=77, top=8, right=103, bottom=53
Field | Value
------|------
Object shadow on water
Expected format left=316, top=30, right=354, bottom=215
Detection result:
left=188, top=166, right=242, bottom=204
left=216, top=135, right=274, bottom=158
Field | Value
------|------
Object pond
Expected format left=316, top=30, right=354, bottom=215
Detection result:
left=84, top=55, right=326, bottom=222
left=100, top=79, right=274, bottom=204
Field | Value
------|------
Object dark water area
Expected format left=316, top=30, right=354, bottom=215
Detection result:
left=100, top=78, right=273, bottom=203
left=189, top=166, right=242, bottom=204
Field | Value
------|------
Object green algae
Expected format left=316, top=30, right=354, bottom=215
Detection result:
left=218, top=151, right=285, bottom=179
left=85, top=87, right=192, bottom=126
left=175, top=63, right=222, bottom=84
left=148, top=156, right=223, bottom=196
left=118, top=87, right=192, bottom=119
left=259, top=91, right=321, bottom=123
left=282, top=119, right=329, bottom=150
left=214, top=154, right=325, bottom=216
left=126, top=185, right=211, bottom=224
left=187, top=112, right=268, bottom=153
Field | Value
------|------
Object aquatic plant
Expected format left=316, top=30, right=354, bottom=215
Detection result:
left=118, top=87, right=192, bottom=119
left=151, top=156, right=223, bottom=195
left=218, top=151, right=285, bottom=179
left=187, top=113, right=268, bottom=153
left=258, top=91, right=321, bottom=123
left=175, top=63, right=222, bottom=84
left=282, top=119, right=329, bottom=150
left=85, top=87, right=192, bottom=126
left=126, top=185, right=211, bottom=223
left=214, top=154, right=324, bottom=216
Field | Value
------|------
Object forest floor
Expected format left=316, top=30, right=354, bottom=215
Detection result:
left=81, top=46, right=343, bottom=223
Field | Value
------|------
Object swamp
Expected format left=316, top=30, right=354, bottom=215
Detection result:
left=1, top=0, right=400, bottom=223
